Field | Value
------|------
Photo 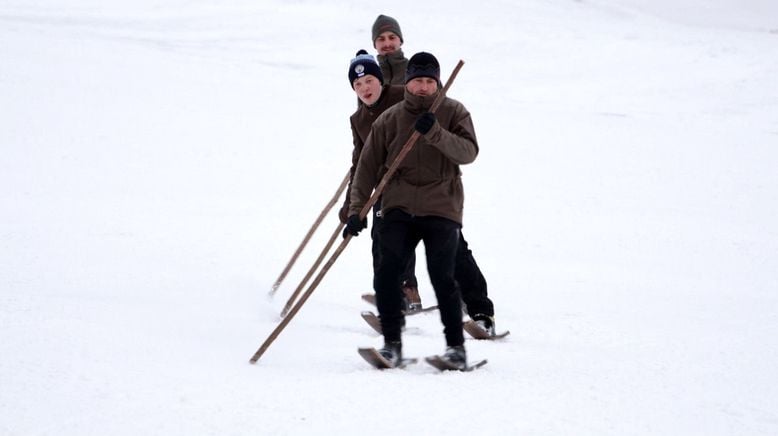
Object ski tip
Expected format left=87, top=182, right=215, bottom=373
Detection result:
left=493, top=330, right=511, bottom=339
left=468, top=359, right=488, bottom=370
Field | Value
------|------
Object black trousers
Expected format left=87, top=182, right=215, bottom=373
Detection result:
left=456, top=233, right=494, bottom=317
left=374, top=207, right=493, bottom=317
left=371, top=206, right=417, bottom=287
left=374, top=210, right=464, bottom=347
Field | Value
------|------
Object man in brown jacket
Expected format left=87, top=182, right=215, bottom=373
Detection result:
left=367, top=16, right=497, bottom=327
left=344, top=52, right=476, bottom=369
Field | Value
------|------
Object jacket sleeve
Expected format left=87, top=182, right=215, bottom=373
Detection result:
left=348, top=125, right=385, bottom=217
left=341, top=117, right=364, bottom=212
left=424, top=103, right=479, bottom=165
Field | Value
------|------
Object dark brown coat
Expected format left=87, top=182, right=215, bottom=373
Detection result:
left=349, top=89, right=479, bottom=224
left=340, top=85, right=405, bottom=222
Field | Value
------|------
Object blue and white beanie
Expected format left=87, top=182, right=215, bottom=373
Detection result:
left=348, top=49, right=384, bottom=88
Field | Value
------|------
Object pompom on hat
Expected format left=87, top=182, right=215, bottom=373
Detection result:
left=348, top=49, right=384, bottom=88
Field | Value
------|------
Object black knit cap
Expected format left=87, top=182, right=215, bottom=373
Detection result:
left=405, top=52, right=441, bottom=85
left=372, top=14, right=403, bottom=43
left=348, top=49, right=384, bottom=88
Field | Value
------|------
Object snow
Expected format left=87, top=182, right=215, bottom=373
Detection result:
left=1, top=0, right=777, bottom=434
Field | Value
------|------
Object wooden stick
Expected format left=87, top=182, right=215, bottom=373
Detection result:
left=268, top=170, right=350, bottom=297
left=279, top=224, right=341, bottom=317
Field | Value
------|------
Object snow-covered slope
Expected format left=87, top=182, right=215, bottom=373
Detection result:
left=2, top=1, right=777, bottom=434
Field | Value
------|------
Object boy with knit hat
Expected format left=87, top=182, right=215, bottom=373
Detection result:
left=341, top=50, right=423, bottom=314
left=345, top=51, right=484, bottom=369
left=371, top=14, right=408, bottom=86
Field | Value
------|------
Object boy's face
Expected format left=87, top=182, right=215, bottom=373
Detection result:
left=353, top=75, right=382, bottom=106
left=373, top=31, right=402, bottom=56
left=406, top=77, right=438, bottom=97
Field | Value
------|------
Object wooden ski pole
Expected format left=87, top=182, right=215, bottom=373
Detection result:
left=279, top=224, right=341, bottom=317
left=250, top=60, right=465, bottom=364
left=268, top=170, right=350, bottom=297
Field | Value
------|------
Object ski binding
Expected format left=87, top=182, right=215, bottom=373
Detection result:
left=358, top=347, right=417, bottom=369
left=361, top=293, right=438, bottom=315
left=463, top=319, right=510, bottom=340
left=425, top=355, right=488, bottom=372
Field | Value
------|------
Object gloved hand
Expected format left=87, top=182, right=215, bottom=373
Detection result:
left=338, top=203, right=349, bottom=224
left=414, top=112, right=436, bottom=135
left=342, top=214, right=367, bottom=238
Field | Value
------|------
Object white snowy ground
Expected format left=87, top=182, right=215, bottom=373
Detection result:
left=2, top=0, right=777, bottom=434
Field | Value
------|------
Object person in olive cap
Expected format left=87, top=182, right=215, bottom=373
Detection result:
left=367, top=14, right=423, bottom=306
left=341, top=50, right=423, bottom=313
left=344, top=52, right=480, bottom=369
left=371, top=14, right=407, bottom=85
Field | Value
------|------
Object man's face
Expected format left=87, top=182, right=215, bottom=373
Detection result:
left=353, top=75, right=382, bottom=106
left=374, top=31, right=402, bottom=56
left=406, top=77, right=438, bottom=97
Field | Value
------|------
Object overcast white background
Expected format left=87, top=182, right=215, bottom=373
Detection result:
left=2, top=0, right=777, bottom=434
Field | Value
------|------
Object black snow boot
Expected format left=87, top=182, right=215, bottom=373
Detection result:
left=378, top=341, right=402, bottom=367
left=441, top=345, right=467, bottom=370
left=472, top=313, right=496, bottom=337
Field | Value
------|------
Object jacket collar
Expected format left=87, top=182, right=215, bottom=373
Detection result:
left=403, top=88, right=439, bottom=115
left=377, top=49, right=405, bottom=63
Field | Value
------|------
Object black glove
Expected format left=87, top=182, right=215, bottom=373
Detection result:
left=342, top=214, right=367, bottom=238
left=414, top=112, right=436, bottom=135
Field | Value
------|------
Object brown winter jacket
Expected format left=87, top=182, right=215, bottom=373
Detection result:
left=339, top=84, right=405, bottom=222
left=377, top=50, right=408, bottom=85
left=349, top=89, right=478, bottom=224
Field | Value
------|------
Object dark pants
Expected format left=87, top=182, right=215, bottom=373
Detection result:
left=374, top=210, right=464, bottom=347
left=375, top=206, right=492, bottom=316
left=456, top=233, right=494, bottom=317
left=371, top=206, right=417, bottom=287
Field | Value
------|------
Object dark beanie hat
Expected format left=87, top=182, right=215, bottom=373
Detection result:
left=405, top=52, right=441, bottom=85
left=371, top=14, right=403, bottom=43
left=348, top=49, right=384, bottom=88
